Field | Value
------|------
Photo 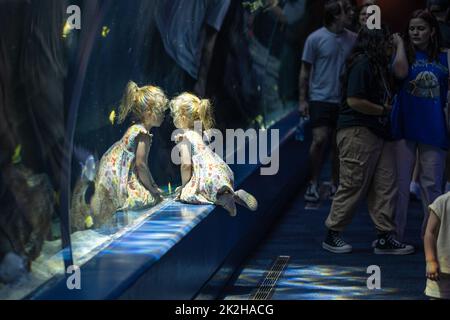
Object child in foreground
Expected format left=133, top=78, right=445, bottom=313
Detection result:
left=424, top=193, right=450, bottom=300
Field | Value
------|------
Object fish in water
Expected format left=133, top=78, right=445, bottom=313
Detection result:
left=81, top=155, right=96, bottom=182
left=11, top=145, right=22, bottom=164
left=84, top=215, right=94, bottom=229
left=242, top=0, right=267, bottom=13
left=62, top=21, right=72, bottom=39
left=109, top=110, right=116, bottom=125
left=101, top=26, right=110, bottom=38
left=74, top=146, right=98, bottom=182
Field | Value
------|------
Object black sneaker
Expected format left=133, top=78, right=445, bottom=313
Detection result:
left=322, top=230, right=352, bottom=254
left=305, top=182, right=320, bottom=202
left=329, top=184, right=338, bottom=200
left=374, top=234, right=415, bottom=255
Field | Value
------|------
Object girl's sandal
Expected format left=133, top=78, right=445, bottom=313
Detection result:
left=217, top=193, right=237, bottom=217
left=234, top=190, right=258, bottom=211
left=223, top=198, right=237, bottom=217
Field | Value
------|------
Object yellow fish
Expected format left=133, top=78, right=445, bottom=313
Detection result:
left=62, top=21, right=72, bottom=39
left=85, top=215, right=94, bottom=229
left=101, top=26, right=110, bottom=38
left=11, top=145, right=22, bottom=164
left=109, top=110, right=116, bottom=125
left=254, top=115, right=266, bottom=129
left=243, top=0, right=265, bottom=13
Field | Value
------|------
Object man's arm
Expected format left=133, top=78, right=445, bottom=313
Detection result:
left=347, top=97, right=389, bottom=116
left=299, top=61, right=311, bottom=116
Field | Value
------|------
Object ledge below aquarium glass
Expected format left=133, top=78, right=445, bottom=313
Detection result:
left=0, top=190, right=181, bottom=300
left=70, top=197, right=177, bottom=268
left=0, top=240, right=65, bottom=300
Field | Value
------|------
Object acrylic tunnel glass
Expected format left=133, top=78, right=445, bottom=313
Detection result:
left=67, top=0, right=314, bottom=269
left=0, top=0, right=314, bottom=299
left=0, top=1, right=67, bottom=300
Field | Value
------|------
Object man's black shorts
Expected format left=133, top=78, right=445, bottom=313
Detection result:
left=309, top=101, right=340, bottom=129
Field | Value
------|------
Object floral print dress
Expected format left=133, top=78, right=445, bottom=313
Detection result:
left=95, top=124, right=157, bottom=211
left=179, top=130, right=234, bottom=204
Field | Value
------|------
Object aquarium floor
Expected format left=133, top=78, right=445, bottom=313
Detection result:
left=222, top=188, right=426, bottom=300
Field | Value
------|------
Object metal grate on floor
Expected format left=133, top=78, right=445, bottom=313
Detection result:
left=251, top=255, right=290, bottom=300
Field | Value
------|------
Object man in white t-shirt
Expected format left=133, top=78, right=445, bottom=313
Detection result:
left=298, top=0, right=356, bottom=203
left=155, top=0, right=231, bottom=96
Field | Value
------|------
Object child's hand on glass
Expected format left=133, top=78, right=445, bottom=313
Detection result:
left=155, top=186, right=165, bottom=195
left=150, top=185, right=164, bottom=202
left=426, top=260, right=440, bottom=281
left=174, top=186, right=183, bottom=200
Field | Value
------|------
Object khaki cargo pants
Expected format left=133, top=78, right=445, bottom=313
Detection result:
left=325, top=127, right=397, bottom=233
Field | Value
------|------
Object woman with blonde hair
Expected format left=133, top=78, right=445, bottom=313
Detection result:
left=90, top=81, right=168, bottom=226
left=170, top=92, right=258, bottom=216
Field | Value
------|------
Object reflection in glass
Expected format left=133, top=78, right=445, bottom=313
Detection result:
left=71, top=82, right=168, bottom=232
left=0, top=0, right=68, bottom=299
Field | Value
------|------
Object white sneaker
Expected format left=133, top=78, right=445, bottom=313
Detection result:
left=305, top=183, right=320, bottom=203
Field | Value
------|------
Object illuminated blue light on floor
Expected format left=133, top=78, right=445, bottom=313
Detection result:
left=225, top=263, right=400, bottom=300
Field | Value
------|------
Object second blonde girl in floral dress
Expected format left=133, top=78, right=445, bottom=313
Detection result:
left=170, top=93, right=258, bottom=216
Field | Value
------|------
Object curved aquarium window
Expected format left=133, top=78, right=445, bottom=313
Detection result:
left=0, top=0, right=317, bottom=299
left=0, top=1, right=68, bottom=299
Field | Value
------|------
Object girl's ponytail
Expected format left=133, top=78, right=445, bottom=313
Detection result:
left=118, top=81, right=139, bottom=124
left=198, top=99, right=215, bottom=130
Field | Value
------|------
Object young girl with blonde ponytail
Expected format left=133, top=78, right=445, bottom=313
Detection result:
left=90, top=81, right=168, bottom=226
left=170, top=92, right=258, bottom=216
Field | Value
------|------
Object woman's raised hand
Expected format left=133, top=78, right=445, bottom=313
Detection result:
left=392, top=33, right=404, bottom=47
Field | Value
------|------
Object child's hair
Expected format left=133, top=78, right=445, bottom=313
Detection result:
left=118, top=81, right=168, bottom=124
left=342, top=25, right=393, bottom=100
left=169, top=92, right=215, bottom=130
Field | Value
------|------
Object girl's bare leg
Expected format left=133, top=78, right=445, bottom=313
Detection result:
left=216, top=192, right=237, bottom=217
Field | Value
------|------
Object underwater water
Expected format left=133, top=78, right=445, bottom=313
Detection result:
left=0, top=0, right=316, bottom=299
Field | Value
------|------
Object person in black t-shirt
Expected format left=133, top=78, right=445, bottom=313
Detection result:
left=322, top=26, right=415, bottom=255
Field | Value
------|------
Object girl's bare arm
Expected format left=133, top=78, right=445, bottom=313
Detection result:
left=135, top=134, right=161, bottom=199
left=424, top=210, right=441, bottom=281
left=347, top=97, right=389, bottom=115
left=178, top=139, right=192, bottom=188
